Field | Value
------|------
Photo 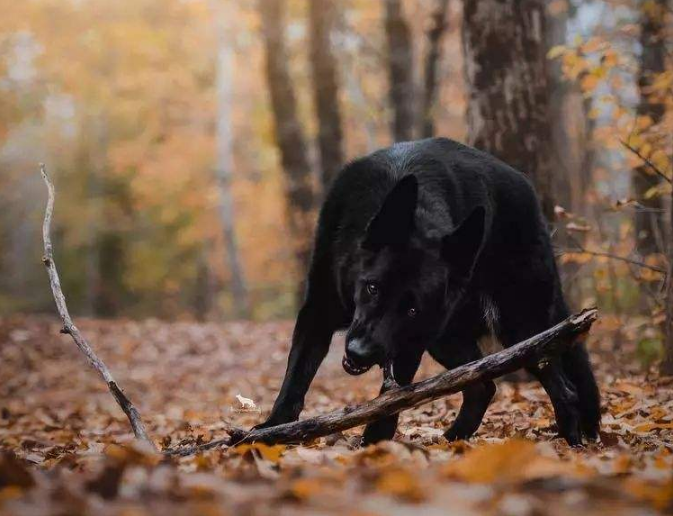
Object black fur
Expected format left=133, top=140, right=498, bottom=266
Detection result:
left=257, top=138, right=601, bottom=446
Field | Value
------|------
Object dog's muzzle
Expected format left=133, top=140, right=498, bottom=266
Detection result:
left=342, top=354, right=373, bottom=376
left=343, top=337, right=379, bottom=375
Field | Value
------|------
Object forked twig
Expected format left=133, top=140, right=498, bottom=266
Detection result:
left=40, top=164, right=155, bottom=449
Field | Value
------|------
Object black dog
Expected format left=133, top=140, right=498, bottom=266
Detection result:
left=257, top=138, right=600, bottom=446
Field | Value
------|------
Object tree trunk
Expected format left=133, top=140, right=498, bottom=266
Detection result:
left=309, top=0, right=344, bottom=193
left=662, top=187, right=673, bottom=375
left=546, top=0, right=572, bottom=212
left=421, top=0, right=450, bottom=138
left=385, top=0, right=415, bottom=142
left=633, top=0, right=666, bottom=258
left=214, top=3, right=250, bottom=319
left=462, top=0, right=556, bottom=221
left=546, top=0, right=586, bottom=307
left=259, top=0, right=316, bottom=281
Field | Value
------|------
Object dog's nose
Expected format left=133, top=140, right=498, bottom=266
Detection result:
left=346, top=338, right=373, bottom=364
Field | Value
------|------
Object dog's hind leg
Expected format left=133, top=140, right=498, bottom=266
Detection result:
left=361, top=350, right=423, bottom=445
left=494, top=256, right=585, bottom=446
left=561, top=337, right=600, bottom=439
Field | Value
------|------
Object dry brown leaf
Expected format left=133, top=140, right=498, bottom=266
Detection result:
left=375, top=466, right=426, bottom=502
left=233, top=443, right=286, bottom=464
left=442, top=439, right=587, bottom=484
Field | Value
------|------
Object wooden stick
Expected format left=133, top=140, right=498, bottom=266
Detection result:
left=168, top=308, right=598, bottom=456
left=40, top=164, right=155, bottom=449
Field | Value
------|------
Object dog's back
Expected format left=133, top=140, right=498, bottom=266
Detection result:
left=319, top=137, right=549, bottom=296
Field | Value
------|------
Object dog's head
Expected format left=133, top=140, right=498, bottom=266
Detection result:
left=343, top=175, right=485, bottom=378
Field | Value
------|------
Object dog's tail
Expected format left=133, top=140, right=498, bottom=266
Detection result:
left=561, top=339, right=601, bottom=439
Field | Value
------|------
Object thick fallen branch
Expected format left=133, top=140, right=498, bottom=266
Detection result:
left=169, top=308, right=597, bottom=456
left=40, top=164, right=155, bottom=449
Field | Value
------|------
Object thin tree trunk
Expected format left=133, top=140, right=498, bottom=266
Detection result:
left=462, top=0, right=556, bottom=221
left=214, top=3, right=250, bottom=319
left=309, top=0, right=344, bottom=193
left=80, top=117, right=100, bottom=317
left=421, top=0, right=450, bottom=138
left=344, top=66, right=379, bottom=153
left=385, top=0, right=415, bottom=142
left=193, top=250, right=214, bottom=322
left=259, top=0, right=316, bottom=282
left=579, top=89, right=597, bottom=208
left=547, top=1, right=585, bottom=307
left=633, top=0, right=666, bottom=258
left=662, top=186, right=673, bottom=375
left=546, top=0, right=572, bottom=212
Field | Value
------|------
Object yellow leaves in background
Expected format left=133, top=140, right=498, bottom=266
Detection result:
left=547, top=45, right=567, bottom=60
left=548, top=36, right=618, bottom=93
left=560, top=252, right=593, bottom=265
left=547, top=0, right=569, bottom=16
left=580, top=73, right=600, bottom=93
left=642, top=0, right=668, bottom=19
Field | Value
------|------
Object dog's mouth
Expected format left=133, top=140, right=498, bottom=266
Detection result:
left=342, top=355, right=374, bottom=376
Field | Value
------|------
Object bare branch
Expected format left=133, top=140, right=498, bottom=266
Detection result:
left=556, top=235, right=667, bottom=275
left=40, top=164, right=155, bottom=449
left=621, top=139, right=672, bottom=185
left=167, top=308, right=598, bottom=456
left=558, top=247, right=666, bottom=274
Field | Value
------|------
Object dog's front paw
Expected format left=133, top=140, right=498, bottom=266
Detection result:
left=361, top=420, right=397, bottom=446
left=252, top=404, right=302, bottom=431
left=443, top=419, right=479, bottom=442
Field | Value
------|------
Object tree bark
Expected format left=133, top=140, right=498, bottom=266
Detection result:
left=546, top=0, right=572, bottom=212
left=169, top=308, right=597, bottom=455
left=661, top=180, right=673, bottom=373
left=309, top=0, right=344, bottom=193
left=259, top=0, right=316, bottom=279
left=385, top=0, right=415, bottom=142
left=214, top=2, right=250, bottom=319
left=421, top=0, right=450, bottom=138
left=632, top=0, right=666, bottom=258
left=462, top=0, right=556, bottom=221
left=662, top=190, right=673, bottom=375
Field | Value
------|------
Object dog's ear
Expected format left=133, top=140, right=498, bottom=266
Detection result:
left=441, top=206, right=486, bottom=279
left=363, top=175, right=418, bottom=250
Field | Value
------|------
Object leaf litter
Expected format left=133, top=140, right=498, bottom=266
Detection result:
left=0, top=315, right=671, bottom=515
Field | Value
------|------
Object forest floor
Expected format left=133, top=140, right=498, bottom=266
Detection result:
left=0, top=314, right=672, bottom=515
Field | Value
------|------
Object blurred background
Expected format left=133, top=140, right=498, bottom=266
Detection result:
left=0, top=0, right=670, bottom=364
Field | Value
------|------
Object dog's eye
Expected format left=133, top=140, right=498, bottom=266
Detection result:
left=407, top=307, right=417, bottom=318
left=366, top=283, right=378, bottom=296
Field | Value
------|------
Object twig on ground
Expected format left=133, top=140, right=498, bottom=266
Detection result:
left=167, top=308, right=598, bottom=456
left=40, top=164, right=155, bottom=449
